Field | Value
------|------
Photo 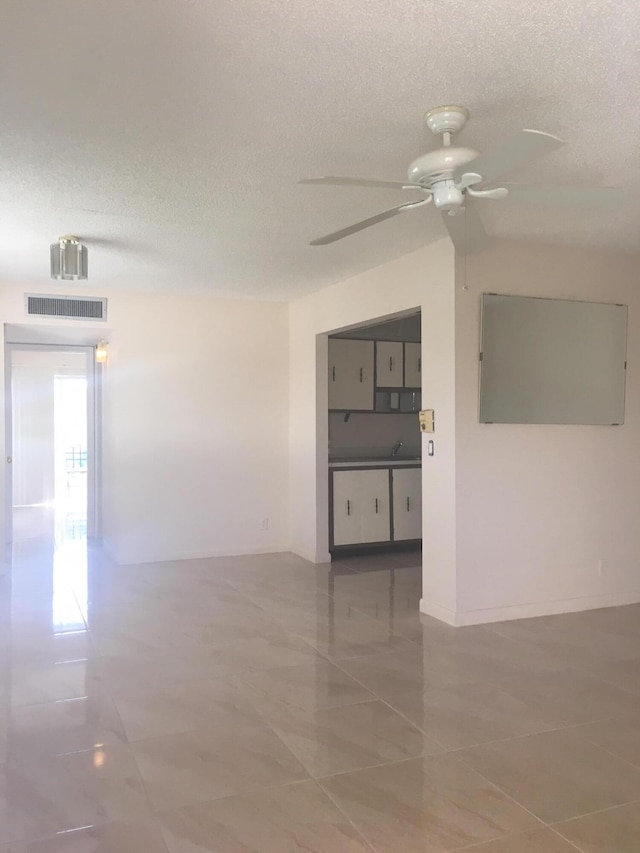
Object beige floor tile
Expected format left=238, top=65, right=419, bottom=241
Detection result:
left=8, top=693, right=127, bottom=758
left=0, top=741, right=151, bottom=844
left=132, top=724, right=309, bottom=810
left=9, top=660, right=95, bottom=707
left=555, top=801, right=640, bottom=852
left=338, top=648, right=438, bottom=698
left=339, top=640, right=559, bottom=700
left=89, top=598, right=282, bottom=652
left=206, top=631, right=321, bottom=672
left=93, top=630, right=320, bottom=696
left=235, top=660, right=375, bottom=711
left=228, top=565, right=352, bottom=598
left=486, top=610, right=640, bottom=671
left=386, top=612, right=459, bottom=644
left=112, top=676, right=264, bottom=741
left=573, top=715, right=640, bottom=769
left=254, top=592, right=379, bottom=634
left=0, top=820, right=169, bottom=851
left=6, top=629, right=94, bottom=667
left=334, top=590, right=422, bottom=623
left=292, top=615, right=417, bottom=660
left=388, top=681, right=559, bottom=749
left=321, top=753, right=539, bottom=852
left=579, top=656, right=640, bottom=695
left=461, top=827, right=580, bottom=851
left=260, top=698, right=439, bottom=777
left=159, top=780, right=371, bottom=852
left=491, top=670, right=640, bottom=726
left=458, top=728, right=640, bottom=823
left=59, top=739, right=153, bottom=820
left=90, top=611, right=284, bottom=656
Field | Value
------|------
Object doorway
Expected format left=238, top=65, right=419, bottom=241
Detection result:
left=5, top=344, right=100, bottom=548
left=325, top=310, right=422, bottom=561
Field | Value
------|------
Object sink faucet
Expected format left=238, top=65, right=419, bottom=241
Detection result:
left=391, top=439, right=403, bottom=457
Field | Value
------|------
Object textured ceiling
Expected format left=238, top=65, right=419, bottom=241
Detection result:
left=1, top=1, right=639, bottom=300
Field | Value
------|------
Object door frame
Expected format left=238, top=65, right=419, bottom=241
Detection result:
left=4, top=343, right=101, bottom=542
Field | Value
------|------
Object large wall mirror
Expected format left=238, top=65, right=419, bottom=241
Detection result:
left=479, top=294, right=628, bottom=425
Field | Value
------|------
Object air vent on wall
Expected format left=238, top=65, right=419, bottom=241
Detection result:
left=25, top=294, right=107, bottom=321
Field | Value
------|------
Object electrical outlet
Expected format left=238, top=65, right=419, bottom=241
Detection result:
left=261, top=517, right=269, bottom=530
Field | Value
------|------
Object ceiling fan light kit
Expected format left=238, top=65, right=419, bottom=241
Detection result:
left=301, top=105, right=625, bottom=253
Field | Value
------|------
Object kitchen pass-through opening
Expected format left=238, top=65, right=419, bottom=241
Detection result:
left=326, top=310, right=423, bottom=561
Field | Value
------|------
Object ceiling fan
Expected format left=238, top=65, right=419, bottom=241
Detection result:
left=300, top=106, right=624, bottom=253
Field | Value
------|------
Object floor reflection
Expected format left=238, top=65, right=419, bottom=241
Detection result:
left=2, top=537, right=639, bottom=850
left=10, top=505, right=88, bottom=634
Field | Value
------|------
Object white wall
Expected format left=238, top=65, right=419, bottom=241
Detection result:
left=1, top=284, right=290, bottom=565
left=453, top=240, right=640, bottom=624
left=289, top=239, right=458, bottom=617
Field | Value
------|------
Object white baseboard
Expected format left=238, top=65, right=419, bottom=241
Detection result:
left=419, top=598, right=458, bottom=626
left=290, top=545, right=332, bottom=564
left=449, top=589, right=640, bottom=626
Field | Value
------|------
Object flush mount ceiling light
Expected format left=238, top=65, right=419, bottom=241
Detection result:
left=50, top=235, right=88, bottom=280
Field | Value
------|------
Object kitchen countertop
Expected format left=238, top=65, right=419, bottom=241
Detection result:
left=329, top=457, right=422, bottom=468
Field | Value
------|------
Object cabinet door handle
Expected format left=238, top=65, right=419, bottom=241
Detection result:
left=406, top=496, right=410, bottom=512
left=389, top=356, right=393, bottom=371
left=359, top=367, right=363, bottom=383
left=418, top=356, right=421, bottom=373
left=332, top=366, right=336, bottom=382
left=346, top=499, right=351, bottom=516
left=375, top=498, right=379, bottom=514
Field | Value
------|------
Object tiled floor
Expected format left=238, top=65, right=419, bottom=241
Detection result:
left=1, top=537, right=640, bottom=851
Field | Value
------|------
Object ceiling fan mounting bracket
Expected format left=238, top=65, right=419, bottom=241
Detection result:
left=424, top=105, right=470, bottom=138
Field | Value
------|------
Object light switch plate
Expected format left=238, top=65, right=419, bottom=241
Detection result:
left=419, top=409, right=434, bottom=433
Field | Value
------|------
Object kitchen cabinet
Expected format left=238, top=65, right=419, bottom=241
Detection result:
left=404, top=342, right=421, bottom=387
left=330, top=464, right=421, bottom=549
left=392, top=467, right=422, bottom=540
left=376, top=341, right=404, bottom=388
left=328, top=339, right=374, bottom=411
left=331, top=469, right=390, bottom=546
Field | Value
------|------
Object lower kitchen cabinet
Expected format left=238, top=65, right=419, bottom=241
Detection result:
left=331, top=469, right=390, bottom=546
left=330, top=465, right=421, bottom=548
left=391, top=467, right=422, bottom=540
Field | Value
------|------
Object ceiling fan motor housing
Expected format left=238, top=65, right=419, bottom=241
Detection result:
left=408, top=147, right=480, bottom=210
left=407, top=147, right=479, bottom=186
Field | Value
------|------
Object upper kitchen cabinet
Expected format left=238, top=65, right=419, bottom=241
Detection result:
left=376, top=341, right=404, bottom=388
left=328, top=339, right=374, bottom=411
left=404, top=342, right=421, bottom=388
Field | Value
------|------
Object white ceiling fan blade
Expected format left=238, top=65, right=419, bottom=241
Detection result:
left=300, top=176, right=418, bottom=190
left=441, top=200, right=489, bottom=254
left=501, top=184, right=626, bottom=208
left=467, top=186, right=509, bottom=200
left=310, top=199, right=429, bottom=246
left=454, top=130, right=564, bottom=185
left=457, top=172, right=482, bottom=189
